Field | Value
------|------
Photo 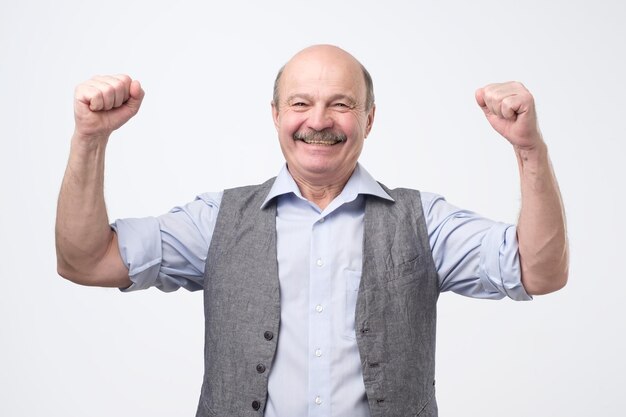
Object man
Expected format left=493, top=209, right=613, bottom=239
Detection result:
left=56, top=45, right=568, bottom=416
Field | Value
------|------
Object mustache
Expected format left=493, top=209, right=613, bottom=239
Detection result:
left=293, top=130, right=347, bottom=143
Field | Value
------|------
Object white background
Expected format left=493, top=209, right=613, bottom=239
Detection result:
left=1, top=0, right=625, bottom=415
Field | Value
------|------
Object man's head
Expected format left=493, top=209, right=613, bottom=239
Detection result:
left=271, top=45, right=376, bottom=187
left=273, top=50, right=375, bottom=113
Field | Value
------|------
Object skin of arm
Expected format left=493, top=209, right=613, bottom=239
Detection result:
left=475, top=82, right=569, bottom=295
left=55, top=75, right=144, bottom=287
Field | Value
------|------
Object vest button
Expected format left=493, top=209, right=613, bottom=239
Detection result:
left=252, top=400, right=261, bottom=410
left=264, top=331, right=274, bottom=341
left=256, top=363, right=266, bottom=373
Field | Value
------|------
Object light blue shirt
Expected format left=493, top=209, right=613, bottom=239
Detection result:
left=113, top=163, right=530, bottom=417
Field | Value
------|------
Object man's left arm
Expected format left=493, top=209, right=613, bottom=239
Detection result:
left=476, top=82, right=569, bottom=295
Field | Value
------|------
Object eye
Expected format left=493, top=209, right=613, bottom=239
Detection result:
left=333, top=102, right=353, bottom=110
left=290, top=101, right=310, bottom=110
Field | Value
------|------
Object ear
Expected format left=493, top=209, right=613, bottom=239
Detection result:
left=271, top=101, right=280, bottom=131
left=364, top=105, right=376, bottom=138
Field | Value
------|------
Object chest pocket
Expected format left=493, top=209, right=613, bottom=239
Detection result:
left=344, top=270, right=361, bottom=340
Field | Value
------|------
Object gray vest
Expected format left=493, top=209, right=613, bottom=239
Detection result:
left=196, top=178, right=440, bottom=417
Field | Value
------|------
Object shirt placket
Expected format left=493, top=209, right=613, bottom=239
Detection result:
left=308, top=214, right=332, bottom=417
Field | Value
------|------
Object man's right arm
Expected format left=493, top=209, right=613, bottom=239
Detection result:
left=55, top=75, right=144, bottom=287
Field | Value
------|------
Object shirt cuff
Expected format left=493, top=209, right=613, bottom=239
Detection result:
left=479, top=223, right=532, bottom=301
left=111, top=217, right=162, bottom=292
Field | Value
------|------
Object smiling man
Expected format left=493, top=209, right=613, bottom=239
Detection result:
left=272, top=46, right=374, bottom=210
left=56, top=45, right=568, bottom=417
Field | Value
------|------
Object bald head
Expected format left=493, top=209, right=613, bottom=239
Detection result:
left=272, top=45, right=375, bottom=111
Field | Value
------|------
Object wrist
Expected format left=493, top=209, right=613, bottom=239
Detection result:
left=515, top=139, right=552, bottom=184
left=68, top=131, right=111, bottom=169
left=515, top=137, right=547, bottom=162
left=71, top=130, right=110, bottom=151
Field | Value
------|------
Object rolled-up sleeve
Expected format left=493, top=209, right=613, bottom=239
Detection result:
left=111, top=191, right=223, bottom=293
left=423, top=192, right=531, bottom=301
left=479, top=222, right=531, bottom=301
left=111, top=217, right=163, bottom=291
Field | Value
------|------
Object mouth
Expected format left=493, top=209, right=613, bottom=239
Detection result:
left=293, top=130, right=347, bottom=146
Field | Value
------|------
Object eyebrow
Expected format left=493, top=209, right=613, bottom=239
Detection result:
left=286, top=93, right=357, bottom=106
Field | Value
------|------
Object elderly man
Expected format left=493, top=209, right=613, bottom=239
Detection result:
left=56, top=45, right=568, bottom=417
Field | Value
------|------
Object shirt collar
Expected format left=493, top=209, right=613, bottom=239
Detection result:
left=260, top=163, right=394, bottom=209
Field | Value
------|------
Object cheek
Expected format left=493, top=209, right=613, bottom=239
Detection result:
left=279, top=112, right=307, bottom=135
left=343, top=112, right=368, bottom=135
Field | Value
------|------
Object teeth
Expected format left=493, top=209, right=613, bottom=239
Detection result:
left=294, top=131, right=346, bottom=145
left=301, top=139, right=340, bottom=145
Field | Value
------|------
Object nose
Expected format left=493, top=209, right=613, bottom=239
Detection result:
left=306, top=104, right=334, bottom=131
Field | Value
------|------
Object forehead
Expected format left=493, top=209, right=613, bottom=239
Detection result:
left=280, top=52, right=366, bottom=101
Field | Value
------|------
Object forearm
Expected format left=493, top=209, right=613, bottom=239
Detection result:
left=516, top=140, right=569, bottom=295
left=56, top=75, right=144, bottom=286
left=55, top=132, right=120, bottom=284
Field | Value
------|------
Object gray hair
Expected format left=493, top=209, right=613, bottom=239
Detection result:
left=272, top=63, right=375, bottom=111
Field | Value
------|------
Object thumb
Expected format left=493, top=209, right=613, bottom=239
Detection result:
left=126, top=79, right=145, bottom=112
left=474, top=88, right=488, bottom=115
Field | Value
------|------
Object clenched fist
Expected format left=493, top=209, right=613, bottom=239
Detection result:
left=475, top=82, right=542, bottom=150
left=74, top=74, right=145, bottom=138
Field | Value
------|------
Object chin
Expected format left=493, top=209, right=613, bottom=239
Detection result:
left=304, top=164, right=337, bottom=176
left=292, top=159, right=340, bottom=178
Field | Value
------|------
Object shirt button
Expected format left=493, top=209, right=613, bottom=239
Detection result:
left=315, top=349, right=322, bottom=357
left=252, top=400, right=261, bottom=410
left=315, top=396, right=322, bottom=405
left=319, top=217, right=325, bottom=223
left=256, top=363, right=266, bottom=373
left=316, top=259, right=324, bottom=267
left=315, top=304, right=324, bottom=313
left=264, top=331, right=274, bottom=341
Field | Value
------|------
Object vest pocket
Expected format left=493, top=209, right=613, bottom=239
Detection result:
left=344, top=270, right=361, bottom=340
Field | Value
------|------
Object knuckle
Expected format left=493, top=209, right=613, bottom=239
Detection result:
left=76, top=84, right=95, bottom=99
left=115, top=74, right=131, bottom=84
left=110, top=78, right=124, bottom=91
left=100, top=85, right=115, bottom=101
left=512, top=81, right=529, bottom=94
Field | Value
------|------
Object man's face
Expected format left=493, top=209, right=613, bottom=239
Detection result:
left=272, top=47, right=375, bottom=185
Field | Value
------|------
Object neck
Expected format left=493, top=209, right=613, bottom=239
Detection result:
left=288, top=165, right=356, bottom=210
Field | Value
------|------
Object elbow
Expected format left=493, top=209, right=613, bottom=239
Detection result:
left=520, top=243, right=569, bottom=296
left=55, top=238, right=104, bottom=286
left=55, top=239, right=85, bottom=284
left=56, top=256, right=85, bottom=285
left=535, top=272, right=568, bottom=295
left=523, top=266, right=569, bottom=296
left=556, top=266, right=569, bottom=290
left=56, top=252, right=72, bottom=280
left=55, top=250, right=97, bottom=286
left=55, top=244, right=131, bottom=289
left=56, top=262, right=70, bottom=281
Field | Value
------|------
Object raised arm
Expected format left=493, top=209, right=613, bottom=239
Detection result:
left=55, top=75, right=144, bottom=287
left=475, top=82, right=568, bottom=295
